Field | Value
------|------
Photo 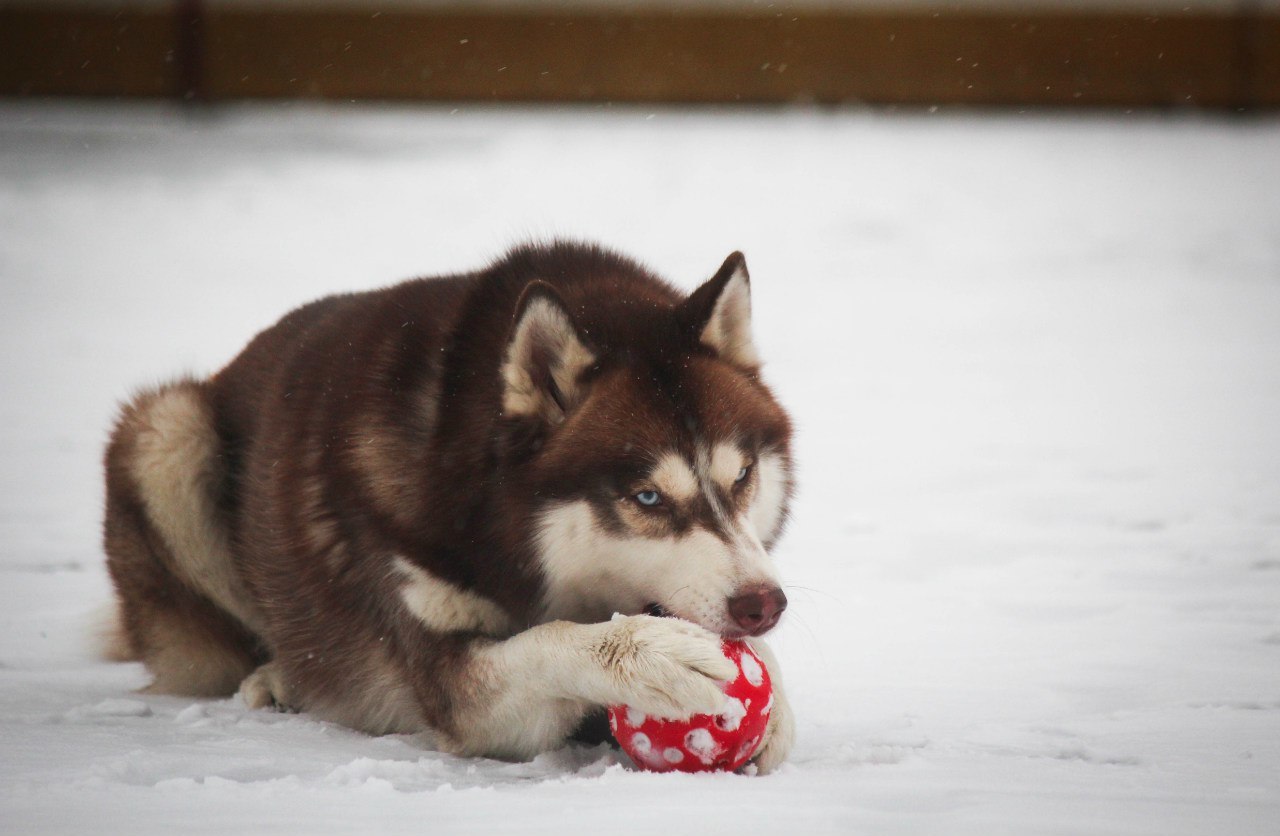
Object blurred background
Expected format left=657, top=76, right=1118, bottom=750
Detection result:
left=2, top=0, right=1277, bottom=109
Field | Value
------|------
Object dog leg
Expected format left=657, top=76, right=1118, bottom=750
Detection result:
left=443, top=615, right=737, bottom=759
left=238, top=661, right=296, bottom=712
left=745, top=638, right=795, bottom=774
left=103, top=381, right=263, bottom=696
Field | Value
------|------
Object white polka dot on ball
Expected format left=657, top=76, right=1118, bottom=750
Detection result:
left=739, top=649, right=764, bottom=686
left=716, top=696, right=747, bottom=732
left=663, top=747, right=685, bottom=764
left=684, top=727, right=723, bottom=764
left=631, top=732, right=651, bottom=754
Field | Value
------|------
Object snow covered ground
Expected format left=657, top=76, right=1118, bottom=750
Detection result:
left=1, top=101, right=1278, bottom=834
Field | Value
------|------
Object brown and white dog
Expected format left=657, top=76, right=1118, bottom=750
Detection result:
left=102, top=242, right=796, bottom=772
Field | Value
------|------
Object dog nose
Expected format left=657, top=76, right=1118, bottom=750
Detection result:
left=728, top=586, right=788, bottom=635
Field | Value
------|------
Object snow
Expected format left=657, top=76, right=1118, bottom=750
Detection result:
left=2, top=100, right=1279, bottom=834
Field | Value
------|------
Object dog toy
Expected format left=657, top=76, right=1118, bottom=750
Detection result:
left=608, top=639, right=772, bottom=773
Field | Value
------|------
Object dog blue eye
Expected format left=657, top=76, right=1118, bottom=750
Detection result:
left=735, top=466, right=751, bottom=483
left=635, top=490, right=662, bottom=507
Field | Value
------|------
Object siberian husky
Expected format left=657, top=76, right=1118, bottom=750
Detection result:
left=102, top=242, right=796, bottom=772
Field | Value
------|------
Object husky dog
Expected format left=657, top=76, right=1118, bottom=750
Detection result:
left=102, top=242, right=795, bottom=772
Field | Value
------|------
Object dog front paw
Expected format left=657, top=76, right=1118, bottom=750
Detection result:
left=591, top=615, right=737, bottom=719
left=751, top=687, right=795, bottom=774
left=746, top=639, right=794, bottom=774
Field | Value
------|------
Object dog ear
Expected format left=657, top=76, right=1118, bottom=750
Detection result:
left=500, top=281, right=597, bottom=424
left=684, top=251, right=760, bottom=371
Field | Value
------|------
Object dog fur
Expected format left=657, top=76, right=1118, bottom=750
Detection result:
left=102, top=242, right=796, bottom=771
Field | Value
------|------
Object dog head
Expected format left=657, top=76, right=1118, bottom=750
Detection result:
left=499, top=252, right=794, bottom=638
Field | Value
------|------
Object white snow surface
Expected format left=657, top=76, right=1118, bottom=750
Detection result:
left=1, top=101, right=1279, bottom=834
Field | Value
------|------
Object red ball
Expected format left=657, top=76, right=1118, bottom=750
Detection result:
left=608, top=640, right=773, bottom=773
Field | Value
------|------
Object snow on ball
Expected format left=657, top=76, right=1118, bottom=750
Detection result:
left=739, top=650, right=765, bottom=687
left=607, top=639, right=773, bottom=773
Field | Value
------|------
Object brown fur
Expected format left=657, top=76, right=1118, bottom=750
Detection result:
left=103, top=381, right=265, bottom=695
left=102, top=241, right=794, bottom=757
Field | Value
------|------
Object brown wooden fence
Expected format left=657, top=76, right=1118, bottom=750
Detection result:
left=2, top=3, right=1277, bottom=107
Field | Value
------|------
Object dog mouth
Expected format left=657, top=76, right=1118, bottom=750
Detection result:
left=643, top=602, right=673, bottom=618
left=644, top=601, right=756, bottom=640
left=644, top=597, right=783, bottom=639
